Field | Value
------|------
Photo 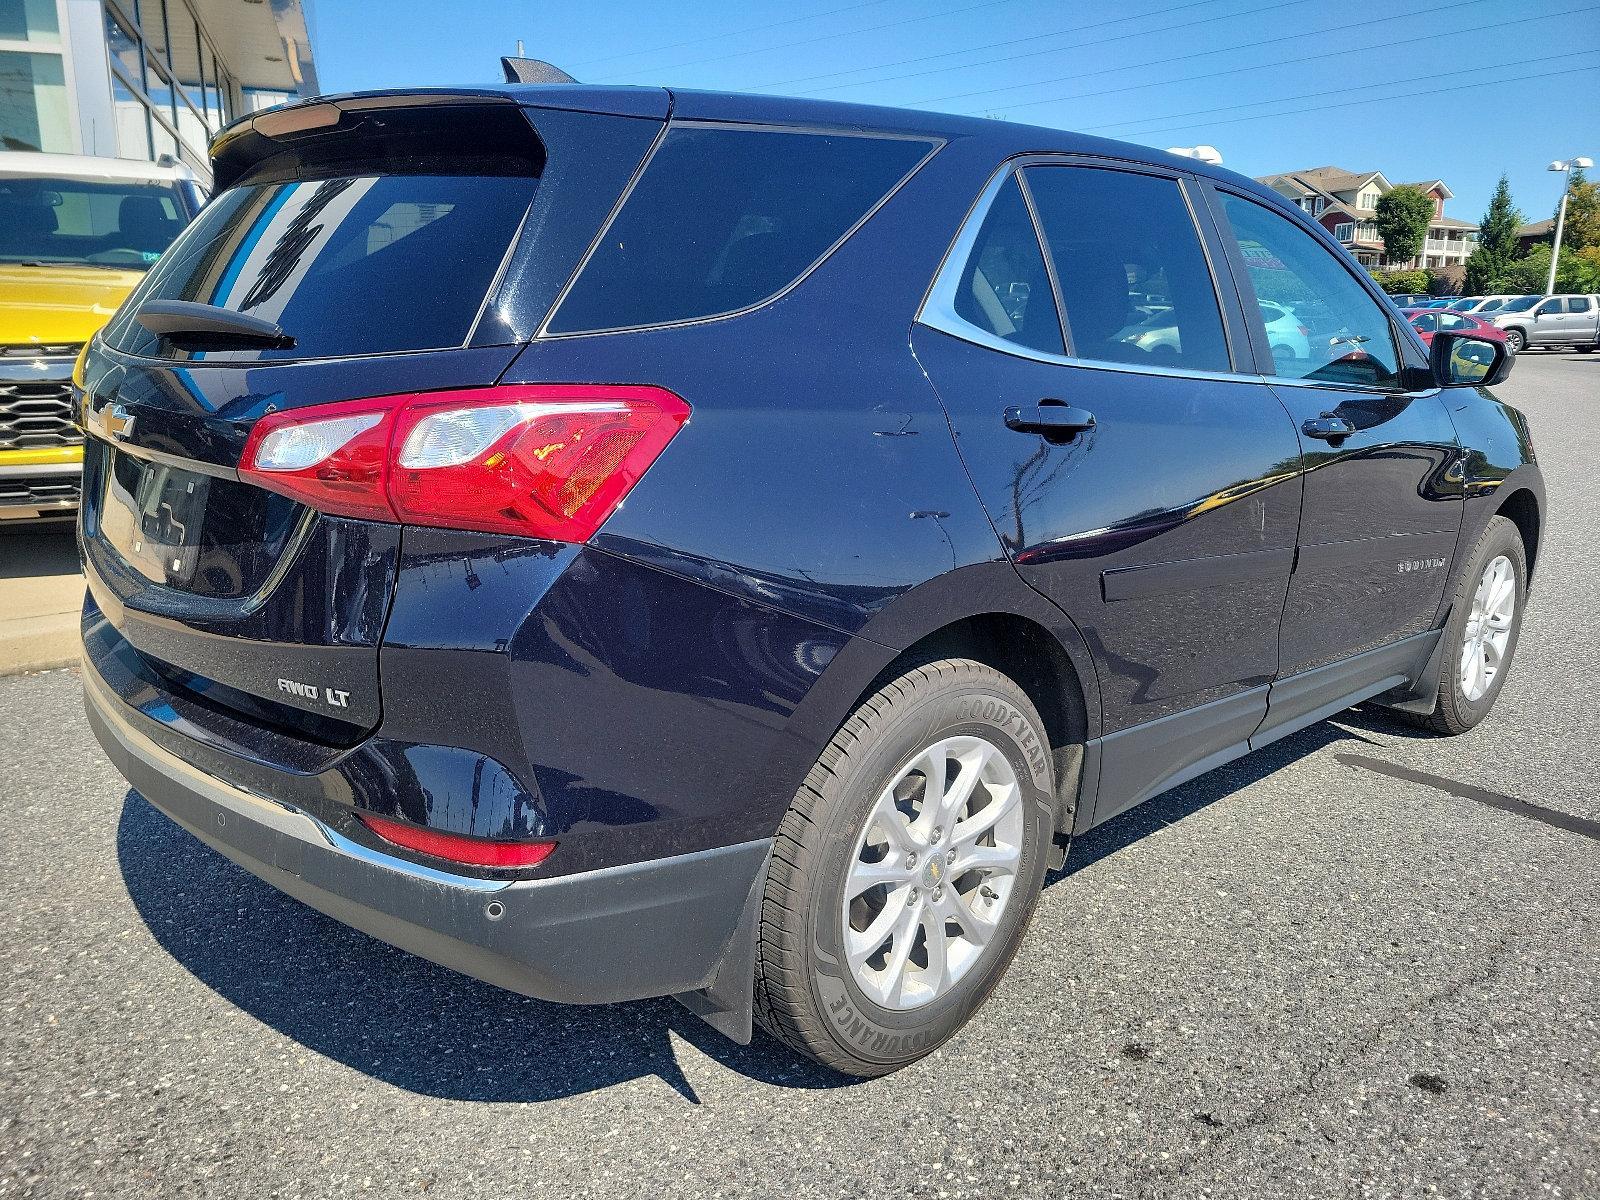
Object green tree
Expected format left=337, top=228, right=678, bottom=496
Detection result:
left=1375, top=185, right=1434, bottom=267
left=1503, top=244, right=1600, bottom=293
left=1464, top=174, right=1522, bottom=294
left=1558, top=167, right=1600, bottom=251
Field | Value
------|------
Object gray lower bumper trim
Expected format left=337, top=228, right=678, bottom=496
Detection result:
left=85, top=669, right=771, bottom=1006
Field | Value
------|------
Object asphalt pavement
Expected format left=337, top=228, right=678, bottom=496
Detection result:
left=1, top=351, right=1596, bottom=1199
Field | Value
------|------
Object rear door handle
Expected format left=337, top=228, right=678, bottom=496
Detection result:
left=1301, top=414, right=1356, bottom=441
left=1004, top=401, right=1096, bottom=440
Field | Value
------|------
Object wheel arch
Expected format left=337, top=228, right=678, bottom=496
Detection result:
left=797, top=562, right=1105, bottom=838
left=1495, top=485, right=1542, bottom=583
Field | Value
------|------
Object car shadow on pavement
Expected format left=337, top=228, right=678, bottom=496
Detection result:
left=114, top=792, right=849, bottom=1104
left=1051, top=717, right=1384, bottom=882
left=116, top=717, right=1386, bottom=1104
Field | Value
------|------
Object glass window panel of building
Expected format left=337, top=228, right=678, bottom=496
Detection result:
left=101, top=0, right=235, bottom=167
left=1, top=0, right=71, bottom=152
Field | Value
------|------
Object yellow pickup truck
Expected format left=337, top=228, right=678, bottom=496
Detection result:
left=1, top=152, right=201, bottom=522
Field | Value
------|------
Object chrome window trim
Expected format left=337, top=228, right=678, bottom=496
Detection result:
left=917, top=159, right=1258, bottom=386
left=917, top=158, right=1442, bottom=399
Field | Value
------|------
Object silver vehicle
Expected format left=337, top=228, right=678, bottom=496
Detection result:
left=1468, top=294, right=1525, bottom=315
left=1487, top=294, right=1600, bottom=353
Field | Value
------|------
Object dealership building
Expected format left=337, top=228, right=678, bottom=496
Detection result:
left=2, top=0, right=318, bottom=180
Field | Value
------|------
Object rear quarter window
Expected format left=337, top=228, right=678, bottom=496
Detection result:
left=546, top=125, right=937, bottom=334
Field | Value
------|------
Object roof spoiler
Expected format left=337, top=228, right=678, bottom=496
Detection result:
left=501, top=57, right=578, bottom=85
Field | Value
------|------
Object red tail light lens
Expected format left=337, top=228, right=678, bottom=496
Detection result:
left=239, top=384, right=689, bottom=541
left=356, top=812, right=557, bottom=869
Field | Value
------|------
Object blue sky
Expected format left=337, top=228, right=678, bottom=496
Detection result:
left=312, top=0, right=1600, bottom=224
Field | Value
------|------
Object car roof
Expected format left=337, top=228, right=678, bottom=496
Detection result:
left=0, top=149, right=193, bottom=183
left=228, top=82, right=1281, bottom=201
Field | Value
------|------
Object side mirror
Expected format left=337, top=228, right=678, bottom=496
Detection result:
left=1431, top=331, right=1513, bottom=387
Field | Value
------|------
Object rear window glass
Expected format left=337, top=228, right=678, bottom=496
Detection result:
left=105, top=173, right=536, bottom=360
left=547, top=125, right=936, bottom=334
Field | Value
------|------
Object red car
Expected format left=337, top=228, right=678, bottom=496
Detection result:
left=1401, top=307, right=1512, bottom=350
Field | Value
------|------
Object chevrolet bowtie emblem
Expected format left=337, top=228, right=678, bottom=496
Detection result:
left=105, top=403, right=135, bottom=441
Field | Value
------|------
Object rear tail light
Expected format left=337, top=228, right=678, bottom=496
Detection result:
left=239, top=384, right=689, bottom=541
left=356, top=812, right=557, bottom=869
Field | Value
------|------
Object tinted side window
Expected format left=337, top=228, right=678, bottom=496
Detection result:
left=1411, top=312, right=1439, bottom=333
left=549, top=127, right=935, bottom=334
left=949, top=174, right=1062, bottom=355
left=1217, top=193, right=1400, bottom=388
left=1569, top=296, right=1592, bottom=313
left=1023, top=166, right=1230, bottom=373
left=1437, top=312, right=1471, bottom=331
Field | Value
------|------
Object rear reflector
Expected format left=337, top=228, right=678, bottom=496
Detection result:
left=238, top=384, right=690, bottom=541
left=356, top=813, right=557, bottom=869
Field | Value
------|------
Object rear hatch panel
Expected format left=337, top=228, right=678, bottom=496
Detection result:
left=78, top=94, right=665, bottom=741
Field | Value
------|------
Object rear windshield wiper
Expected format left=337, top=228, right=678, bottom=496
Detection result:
left=135, top=300, right=295, bottom=350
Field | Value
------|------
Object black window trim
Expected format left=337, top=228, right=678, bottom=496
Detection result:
left=917, top=152, right=1258, bottom=384
left=1200, top=180, right=1437, bottom=398
left=536, top=119, right=945, bottom=340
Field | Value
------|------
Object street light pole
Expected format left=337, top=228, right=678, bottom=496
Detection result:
left=1546, top=156, right=1594, bottom=295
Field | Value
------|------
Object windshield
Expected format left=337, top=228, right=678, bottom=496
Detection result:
left=0, top=176, right=187, bottom=269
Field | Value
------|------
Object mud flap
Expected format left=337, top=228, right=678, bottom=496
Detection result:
left=672, top=846, right=772, bottom=1044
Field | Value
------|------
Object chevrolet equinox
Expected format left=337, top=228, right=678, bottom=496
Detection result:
left=77, top=79, right=1543, bottom=1077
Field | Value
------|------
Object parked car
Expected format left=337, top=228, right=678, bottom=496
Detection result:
left=1459, top=295, right=1519, bottom=314
left=76, top=83, right=1543, bottom=1078
left=0, top=152, right=201, bottom=523
left=1486, top=293, right=1600, bottom=353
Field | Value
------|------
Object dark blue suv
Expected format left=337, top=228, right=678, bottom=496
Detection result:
left=76, top=82, right=1543, bottom=1077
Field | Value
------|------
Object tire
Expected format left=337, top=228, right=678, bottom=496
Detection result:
left=753, top=659, right=1055, bottom=1076
left=1577, top=343, right=1597, bottom=354
left=1503, top=328, right=1527, bottom=354
left=1406, top=515, right=1527, bottom=735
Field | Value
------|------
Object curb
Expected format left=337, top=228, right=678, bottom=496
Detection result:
left=0, top=611, right=80, bottom=677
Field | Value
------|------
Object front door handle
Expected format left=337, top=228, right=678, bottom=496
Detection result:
left=1005, top=401, right=1096, bottom=440
left=1302, top=414, right=1356, bottom=441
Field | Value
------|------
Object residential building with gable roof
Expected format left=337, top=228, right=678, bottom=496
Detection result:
left=1254, top=167, right=1478, bottom=273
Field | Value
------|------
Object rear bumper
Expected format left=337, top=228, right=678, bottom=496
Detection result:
left=84, top=664, right=770, bottom=1007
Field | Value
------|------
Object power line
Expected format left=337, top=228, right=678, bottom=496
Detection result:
left=1110, top=61, right=1599, bottom=141
left=596, top=0, right=1020, bottom=82
left=951, top=3, right=1589, bottom=125
left=567, top=0, right=896, bottom=69
left=796, top=0, right=1314, bottom=97
left=1086, top=47, right=1599, bottom=136
left=930, top=0, right=1485, bottom=107
left=745, top=0, right=1237, bottom=93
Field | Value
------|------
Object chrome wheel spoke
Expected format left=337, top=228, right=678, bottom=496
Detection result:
left=847, top=888, right=911, bottom=969
left=939, top=885, right=999, bottom=947
left=880, top=899, right=923, bottom=1004
left=845, top=856, right=912, bottom=898
left=868, top=790, right=919, bottom=854
left=918, top=905, right=950, bottom=996
left=931, top=742, right=991, bottom=830
left=950, top=841, right=1018, bottom=877
left=950, top=781, right=1020, bottom=849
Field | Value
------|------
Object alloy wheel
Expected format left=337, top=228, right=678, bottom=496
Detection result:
left=1459, top=554, right=1515, bottom=703
left=841, top=735, right=1024, bottom=1010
